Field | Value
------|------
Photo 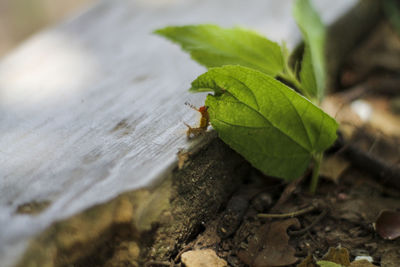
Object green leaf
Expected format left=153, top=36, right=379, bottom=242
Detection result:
left=293, top=0, right=326, bottom=101
left=384, top=0, right=400, bottom=35
left=317, top=260, right=345, bottom=267
left=154, top=24, right=284, bottom=76
left=190, top=65, right=338, bottom=180
left=300, top=44, right=318, bottom=99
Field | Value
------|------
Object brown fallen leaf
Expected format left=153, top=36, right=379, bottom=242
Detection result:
left=238, top=218, right=300, bottom=267
left=333, top=195, right=400, bottom=224
left=322, top=247, right=351, bottom=266
left=319, top=155, right=350, bottom=183
left=374, top=210, right=400, bottom=240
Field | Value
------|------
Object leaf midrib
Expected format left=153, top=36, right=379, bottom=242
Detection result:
left=214, top=71, right=313, bottom=151
left=211, top=97, right=311, bottom=153
left=217, top=127, right=309, bottom=158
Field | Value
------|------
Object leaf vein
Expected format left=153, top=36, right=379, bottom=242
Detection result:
left=222, top=73, right=260, bottom=110
left=261, top=75, right=313, bottom=149
left=224, top=135, right=309, bottom=158
left=218, top=93, right=310, bottom=152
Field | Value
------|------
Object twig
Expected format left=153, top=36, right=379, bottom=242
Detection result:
left=289, top=209, right=328, bottom=236
left=258, top=204, right=316, bottom=219
left=270, top=170, right=309, bottom=212
left=340, top=74, right=400, bottom=100
left=174, top=245, right=192, bottom=262
left=335, top=136, right=400, bottom=190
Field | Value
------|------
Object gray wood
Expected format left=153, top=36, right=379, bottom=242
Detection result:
left=0, top=0, right=358, bottom=266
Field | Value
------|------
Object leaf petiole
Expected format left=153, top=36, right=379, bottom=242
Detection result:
left=279, top=43, right=315, bottom=102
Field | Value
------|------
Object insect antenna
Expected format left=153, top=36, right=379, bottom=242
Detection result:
left=184, top=101, right=198, bottom=111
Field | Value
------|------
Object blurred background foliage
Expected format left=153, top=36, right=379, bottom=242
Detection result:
left=0, top=0, right=94, bottom=57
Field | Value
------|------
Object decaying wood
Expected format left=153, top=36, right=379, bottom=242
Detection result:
left=16, top=138, right=249, bottom=266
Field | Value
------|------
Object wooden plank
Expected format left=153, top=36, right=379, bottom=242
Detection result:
left=0, top=0, right=362, bottom=266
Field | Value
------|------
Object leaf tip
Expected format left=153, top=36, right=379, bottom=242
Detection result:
left=153, top=27, right=167, bottom=36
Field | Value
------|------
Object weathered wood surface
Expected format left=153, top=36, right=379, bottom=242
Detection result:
left=0, top=0, right=365, bottom=266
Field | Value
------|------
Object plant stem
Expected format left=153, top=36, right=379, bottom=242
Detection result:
left=258, top=204, right=316, bottom=219
left=310, top=153, right=323, bottom=194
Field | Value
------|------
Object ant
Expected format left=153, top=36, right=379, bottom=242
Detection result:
left=184, top=102, right=210, bottom=138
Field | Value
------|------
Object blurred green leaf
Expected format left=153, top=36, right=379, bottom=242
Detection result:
left=300, top=44, right=318, bottom=99
left=155, top=24, right=284, bottom=76
left=384, top=0, right=400, bottom=35
left=293, top=0, right=326, bottom=102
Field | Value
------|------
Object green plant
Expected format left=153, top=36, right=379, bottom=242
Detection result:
left=155, top=0, right=338, bottom=193
left=384, top=0, right=400, bottom=35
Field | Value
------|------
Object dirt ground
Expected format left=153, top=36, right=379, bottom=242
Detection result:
left=175, top=165, right=400, bottom=267
left=145, top=21, right=400, bottom=267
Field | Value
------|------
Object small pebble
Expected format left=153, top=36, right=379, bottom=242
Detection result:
left=354, top=255, right=373, bottom=262
left=181, top=249, right=227, bottom=267
left=251, top=192, right=273, bottom=212
left=350, top=99, right=372, bottom=122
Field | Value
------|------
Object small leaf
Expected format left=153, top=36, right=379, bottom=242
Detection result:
left=237, top=218, right=300, bottom=266
left=384, top=0, right=400, bottom=35
left=317, top=261, right=345, bottom=267
left=322, top=247, right=351, bottom=266
left=293, top=0, right=326, bottom=101
left=300, top=44, right=318, bottom=99
left=190, top=65, right=338, bottom=180
left=374, top=210, right=400, bottom=240
left=155, top=24, right=284, bottom=76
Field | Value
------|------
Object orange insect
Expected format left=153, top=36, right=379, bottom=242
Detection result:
left=184, top=102, right=210, bottom=138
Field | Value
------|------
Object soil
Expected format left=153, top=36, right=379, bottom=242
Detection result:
left=172, top=167, right=400, bottom=267
left=146, top=21, right=400, bottom=267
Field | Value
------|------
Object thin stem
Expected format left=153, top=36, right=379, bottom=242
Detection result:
left=258, top=204, right=316, bottom=219
left=278, top=44, right=319, bottom=104
left=288, top=209, right=327, bottom=236
left=310, top=153, right=323, bottom=194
